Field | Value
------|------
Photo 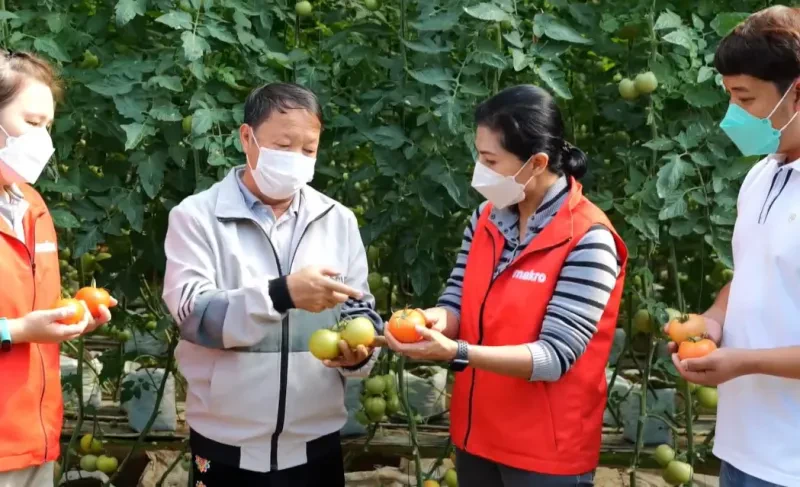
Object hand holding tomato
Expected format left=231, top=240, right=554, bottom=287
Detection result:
left=75, top=286, right=117, bottom=334
left=672, top=347, right=750, bottom=386
left=663, top=313, right=722, bottom=353
left=384, top=323, right=458, bottom=362
left=321, top=340, right=375, bottom=369
left=7, top=305, right=92, bottom=344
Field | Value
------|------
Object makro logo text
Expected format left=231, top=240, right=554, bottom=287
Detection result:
left=512, top=269, right=547, bottom=283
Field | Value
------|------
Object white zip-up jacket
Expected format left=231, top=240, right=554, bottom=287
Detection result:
left=162, top=168, right=381, bottom=473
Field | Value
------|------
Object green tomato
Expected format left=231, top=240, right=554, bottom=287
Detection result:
left=696, top=386, right=718, bottom=410
left=662, top=460, right=692, bottom=486
left=182, top=115, right=193, bottom=134
left=444, top=468, right=458, bottom=487
left=721, top=268, right=734, bottom=281
left=633, top=309, right=654, bottom=334
left=308, top=329, right=341, bottom=360
left=96, top=455, right=119, bottom=474
left=634, top=71, right=658, bottom=94
left=383, top=373, right=396, bottom=394
left=618, top=78, right=639, bottom=100
left=295, top=1, right=313, bottom=17
left=341, top=317, right=376, bottom=349
left=80, top=454, right=98, bottom=472
left=364, top=396, right=386, bottom=421
left=364, top=0, right=380, bottom=11
left=652, top=444, right=675, bottom=467
left=364, top=376, right=386, bottom=396
left=385, top=395, right=400, bottom=415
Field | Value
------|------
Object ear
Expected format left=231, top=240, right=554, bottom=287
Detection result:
left=239, top=124, right=256, bottom=168
left=794, top=80, right=800, bottom=112
left=528, top=152, right=550, bottom=177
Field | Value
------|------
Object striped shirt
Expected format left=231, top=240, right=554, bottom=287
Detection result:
left=438, top=176, right=620, bottom=381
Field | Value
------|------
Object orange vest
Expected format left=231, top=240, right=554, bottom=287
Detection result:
left=0, top=184, right=63, bottom=472
left=450, top=179, right=627, bottom=475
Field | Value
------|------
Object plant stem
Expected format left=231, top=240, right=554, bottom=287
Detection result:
left=156, top=442, right=189, bottom=487
left=683, top=380, right=695, bottom=485
left=397, top=357, right=422, bottom=486
left=103, top=336, right=177, bottom=487
left=62, top=337, right=86, bottom=473
left=670, top=242, right=685, bottom=313
left=630, top=335, right=656, bottom=487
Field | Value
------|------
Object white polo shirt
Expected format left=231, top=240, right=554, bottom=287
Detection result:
left=714, top=154, right=800, bottom=486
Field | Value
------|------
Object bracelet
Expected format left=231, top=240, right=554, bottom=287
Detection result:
left=0, top=318, right=11, bottom=352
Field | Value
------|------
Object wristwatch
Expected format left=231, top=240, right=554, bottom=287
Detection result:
left=449, top=340, right=469, bottom=372
left=0, top=318, right=11, bottom=352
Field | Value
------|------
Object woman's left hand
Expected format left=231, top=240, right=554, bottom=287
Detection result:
left=385, top=325, right=458, bottom=361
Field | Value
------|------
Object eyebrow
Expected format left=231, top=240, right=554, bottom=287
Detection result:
left=478, top=149, right=497, bottom=156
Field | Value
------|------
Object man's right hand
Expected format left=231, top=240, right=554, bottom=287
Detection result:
left=286, top=266, right=364, bottom=313
left=9, top=305, right=92, bottom=344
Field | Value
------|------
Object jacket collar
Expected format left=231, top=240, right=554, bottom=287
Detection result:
left=214, top=166, right=333, bottom=222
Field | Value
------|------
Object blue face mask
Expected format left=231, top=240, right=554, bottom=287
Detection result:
left=720, top=83, right=799, bottom=156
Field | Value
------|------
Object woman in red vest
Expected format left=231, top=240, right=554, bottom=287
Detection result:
left=0, top=50, right=115, bottom=487
left=386, top=85, right=628, bottom=486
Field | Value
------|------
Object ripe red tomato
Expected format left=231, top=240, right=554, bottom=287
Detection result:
left=387, top=309, right=427, bottom=343
left=75, top=286, right=112, bottom=318
left=677, top=338, right=717, bottom=361
left=54, top=298, right=86, bottom=325
left=667, top=313, right=706, bottom=344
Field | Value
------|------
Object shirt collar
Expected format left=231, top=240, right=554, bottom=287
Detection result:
left=0, top=183, right=24, bottom=205
left=235, top=168, right=300, bottom=217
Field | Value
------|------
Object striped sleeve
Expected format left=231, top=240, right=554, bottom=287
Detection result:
left=527, top=224, right=620, bottom=382
left=436, top=202, right=487, bottom=319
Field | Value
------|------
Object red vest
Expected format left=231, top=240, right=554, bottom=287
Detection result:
left=0, top=184, right=63, bottom=472
left=450, top=179, right=627, bottom=475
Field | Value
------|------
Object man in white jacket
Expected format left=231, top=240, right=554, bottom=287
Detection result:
left=162, top=83, right=382, bottom=486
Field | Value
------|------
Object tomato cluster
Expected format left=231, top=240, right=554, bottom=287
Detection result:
left=667, top=313, right=718, bottom=360
left=652, top=444, right=693, bottom=485
left=353, top=373, right=399, bottom=425
left=308, top=317, right=376, bottom=361
left=75, top=434, right=119, bottom=475
left=618, top=71, right=658, bottom=100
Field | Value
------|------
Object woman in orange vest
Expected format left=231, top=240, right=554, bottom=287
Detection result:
left=386, top=85, right=628, bottom=486
left=0, top=50, right=115, bottom=487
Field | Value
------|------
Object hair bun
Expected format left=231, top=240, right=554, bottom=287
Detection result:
left=561, top=141, right=588, bottom=180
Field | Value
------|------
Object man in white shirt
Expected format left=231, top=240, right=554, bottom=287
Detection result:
left=668, top=6, right=800, bottom=487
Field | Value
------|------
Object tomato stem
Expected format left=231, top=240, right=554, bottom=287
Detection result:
left=396, top=357, right=423, bottom=486
left=683, top=379, right=695, bottom=486
left=629, top=335, right=656, bottom=487
left=62, top=336, right=86, bottom=473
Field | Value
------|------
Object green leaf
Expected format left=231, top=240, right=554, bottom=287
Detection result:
left=149, top=100, right=183, bottom=122
left=148, top=75, right=183, bottom=92
left=504, top=31, right=524, bottom=49
left=410, top=11, right=460, bottom=32
left=205, top=23, right=237, bottom=44
left=463, top=3, right=512, bottom=23
left=534, top=14, right=592, bottom=45
left=535, top=62, right=572, bottom=99
left=654, top=10, right=682, bottom=30
left=710, top=12, right=749, bottom=37
left=32, top=37, right=71, bottom=63
left=410, top=261, right=431, bottom=295
left=697, top=66, right=715, bottom=84
left=690, top=152, right=713, bottom=167
left=121, top=122, right=156, bottom=151
left=684, top=84, right=725, bottom=108
left=50, top=208, right=80, bottom=229
left=408, top=67, right=454, bottom=90
left=662, top=29, right=695, bottom=52
left=114, top=96, right=148, bottom=122
left=115, top=0, right=146, bottom=26
left=182, top=31, right=210, bottom=61
left=473, top=51, right=507, bottom=70
left=656, top=155, right=693, bottom=198
left=156, top=10, right=194, bottom=30
left=116, top=190, right=144, bottom=232
left=86, top=78, right=135, bottom=97
left=74, top=228, right=103, bottom=258
left=131, top=151, right=167, bottom=199
left=365, top=126, right=408, bottom=150
left=0, top=11, right=18, bottom=20
left=659, top=193, right=688, bottom=220
left=511, top=48, right=528, bottom=72
left=401, top=38, right=451, bottom=54
left=192, top=108, right=218, bottom=135
left=643, top=137, right=675, bottom=151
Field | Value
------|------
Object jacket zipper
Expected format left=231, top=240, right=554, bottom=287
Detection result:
left=269, top=205, right=335, bottom=471
left=462, top=227, right=572, bottom=449
left=14, top=213, right=47, bottom=461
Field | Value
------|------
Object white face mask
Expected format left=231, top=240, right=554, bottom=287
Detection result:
left=470, top=159, right=533, bottom=209
left=0, top=125, right=54, bottom=184
left=249, top=132, right=316, bottom=200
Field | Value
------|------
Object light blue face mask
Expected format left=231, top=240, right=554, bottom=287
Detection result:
left=720, top=83, right=799, bottom=156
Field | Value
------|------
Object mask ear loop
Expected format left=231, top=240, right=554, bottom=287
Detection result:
left=767, top=80, right=799, bottom=129
left=245, top=126, right=262, bottom=170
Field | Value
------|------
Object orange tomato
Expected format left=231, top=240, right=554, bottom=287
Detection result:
left=387, top=308, right=427, bottom=343
left=677, top=338, right=717, bottom=360
left=75, top=286, right=112, bottom=318
left=54, top=298, right=86, bottom=325
left=667, top=313, right=706, bottom=344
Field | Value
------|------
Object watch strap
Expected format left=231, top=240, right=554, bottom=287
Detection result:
left=0, top=318, right=11, bottom=352
left=449, top=340, right=469, bottom=372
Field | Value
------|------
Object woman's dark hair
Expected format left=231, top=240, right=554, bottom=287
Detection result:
left=714, top=6, right=800, bottom=93
left=244, top=82, right=323, bottom=129
left=474, top=84, right=587, bottom=180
